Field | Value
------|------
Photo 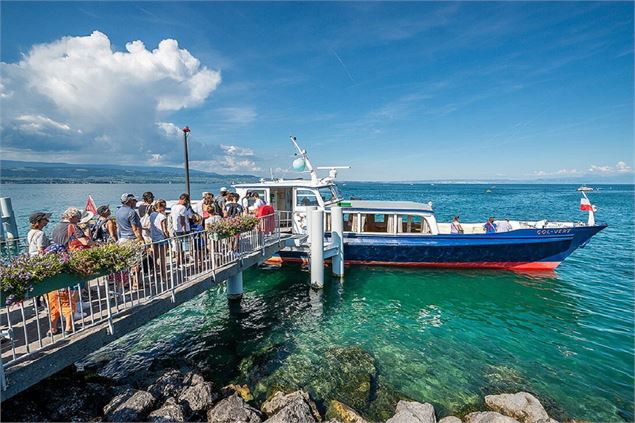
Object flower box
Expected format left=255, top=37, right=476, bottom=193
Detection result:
left=1, top=270, right=108, bottom=306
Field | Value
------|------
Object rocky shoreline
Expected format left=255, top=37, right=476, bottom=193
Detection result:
left=3, top=364, right=566, bottom=423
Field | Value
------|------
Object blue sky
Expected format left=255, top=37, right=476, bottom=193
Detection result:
left=1, top=2, right=633, bottom=181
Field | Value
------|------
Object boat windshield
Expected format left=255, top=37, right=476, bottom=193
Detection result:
left=319, top=186, right=339, bottom=203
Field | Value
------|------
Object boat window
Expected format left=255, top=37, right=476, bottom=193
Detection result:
left=343, top=212, right=358, bottom=232
left=296, top=189, right=319, bottom=207
left=318, top=186, right=338, bottom=203
left=361, top=213, right=394, bottom=233
left=399, top=215, right=423, bottom=233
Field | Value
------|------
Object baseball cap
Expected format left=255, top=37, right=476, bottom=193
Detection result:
left=202, top=191, right=212, bottom=197
left=120, top=193, right=137, bottom=203
left=220, top=187, right=228, bottom=193
left=97, top=205, right=110, bottom=215
left=29, top=211, right=52, bottom=224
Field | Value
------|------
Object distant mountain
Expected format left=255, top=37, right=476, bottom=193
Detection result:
left=0, top=160, right=260, bottom=184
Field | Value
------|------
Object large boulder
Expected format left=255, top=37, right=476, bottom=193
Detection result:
left=261, top=390, right=321, bottom=421
left=386, top=400, right=437, bottom=423
left=207, top=392, right=264, bottom=423
left=148, top=397, right=185, bottom=422
left=485, top=393, right=555, bottom=423
left=147, top=369, right=187, bottom=403
left=178, top=380, right=218, bottom=417
left=465, top=411, right=521, bottom=423
left=438, top=417, right=462, bottom=423
left=103, top=389, right=156, bottom=422
left=325, top=400, right=368, bottom=423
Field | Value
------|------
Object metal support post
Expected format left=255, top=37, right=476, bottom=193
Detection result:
left=310, top=209, right=324, bottom=289
left=0, top=197, right=19, bottom=240
left=305, top=206, right=317, bottom=243
left=331, top=206, right=345, bottom=278
left=227, top=271, right=244, bottom=300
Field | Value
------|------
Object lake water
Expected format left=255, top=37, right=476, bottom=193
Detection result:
left=1, top=182, right=633, bottom=421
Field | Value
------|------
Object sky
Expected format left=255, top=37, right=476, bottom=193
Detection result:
left=0, top=1, right=633, bottom=181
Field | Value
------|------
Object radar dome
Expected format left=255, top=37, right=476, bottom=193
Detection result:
left=292, top=157, right=306, bottom=171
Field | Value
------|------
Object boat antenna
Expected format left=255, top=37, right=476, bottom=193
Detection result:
left=290, top=136, right=318, bottom=184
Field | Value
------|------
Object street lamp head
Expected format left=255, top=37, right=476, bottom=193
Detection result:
left=182, top=126, right=190, bottom=133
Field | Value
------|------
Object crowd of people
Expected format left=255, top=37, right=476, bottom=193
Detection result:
left=24, top=187, right=274, bottom=334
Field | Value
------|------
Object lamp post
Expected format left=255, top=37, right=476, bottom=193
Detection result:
left=182, top=126, right=191, bottom=196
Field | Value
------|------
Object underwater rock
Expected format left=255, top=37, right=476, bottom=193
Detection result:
left=207, top=392, right=264, bottom=423
left=148, top=397, right=185, bottom=422
left=147, top=369, right=187, bottom=403
left=386, top=400, right=437, bottom=423
left=223, top=383, right=255, bottom=401
left=438, top=417, right=462, bottom=423
left=485, top=393, right=556, bottom=423
left=325, top=400, right=368, bottom=423
left=465, top=411, right=521, bottom=423
left=103, top=388, right=156, bottom=422
left=261, top=390, right=321, bottom=421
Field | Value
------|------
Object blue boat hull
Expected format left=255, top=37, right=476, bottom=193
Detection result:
left=275, top=225, right=607, bottom=270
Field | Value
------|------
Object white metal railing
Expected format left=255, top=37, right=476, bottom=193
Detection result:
left=0, top=212, right=281, bottom=372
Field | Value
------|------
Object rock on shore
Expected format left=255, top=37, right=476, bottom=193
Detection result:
left=386, top=400, right=437, bottom=423
left=485, top=392, right=557, bottom=423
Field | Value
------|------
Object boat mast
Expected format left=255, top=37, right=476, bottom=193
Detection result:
left=290, top=136, right=318, bottom=184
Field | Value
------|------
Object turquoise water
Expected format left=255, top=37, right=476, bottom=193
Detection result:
left=2, top=183, right=633, bottom=421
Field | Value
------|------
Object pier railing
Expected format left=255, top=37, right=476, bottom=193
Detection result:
left=0, top=212, right=281, bottom=372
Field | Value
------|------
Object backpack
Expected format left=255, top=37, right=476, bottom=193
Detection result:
left=225, top=203, right=243, bottom=218
left=213, top=199, right=224, bottom=216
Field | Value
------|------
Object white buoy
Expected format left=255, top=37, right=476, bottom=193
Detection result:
left=331, top=206, right=344, bottom=278
left=0, top=198, right=19, bottom=240
left=310, top=209, right=324, bottom=289
left=227, top=271, right=244, bottom=300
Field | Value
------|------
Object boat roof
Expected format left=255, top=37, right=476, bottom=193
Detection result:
left=341, top=200, right=433, bottom=213
left=234, top=179, right=335, bottom=189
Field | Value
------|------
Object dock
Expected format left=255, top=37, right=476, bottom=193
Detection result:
left=0, top=208, right=345, bottom=400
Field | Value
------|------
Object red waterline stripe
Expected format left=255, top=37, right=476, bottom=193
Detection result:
left=269, top=257, right=560, bottom=271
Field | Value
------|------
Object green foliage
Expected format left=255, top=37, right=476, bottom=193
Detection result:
left=206, top=215, right=260, bottom=238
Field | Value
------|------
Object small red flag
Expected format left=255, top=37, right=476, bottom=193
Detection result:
left=85, top=195, right=97, bottom=215
left=580, top=198, right=592, bottom=211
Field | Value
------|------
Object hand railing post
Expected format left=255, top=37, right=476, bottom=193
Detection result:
left=104, top=277, right=114, bottom=335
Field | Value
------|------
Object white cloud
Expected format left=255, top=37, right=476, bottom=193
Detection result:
left=533, top=168, right=580, bottom=177
left=215, top=107, right=257, bottom=124
left=221, top=144, right=254, bottom=156
left=1, top=31, right=221, bottom=163
left=589, top=161, right=633, bottom=174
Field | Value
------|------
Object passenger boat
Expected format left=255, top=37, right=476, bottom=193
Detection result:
left=577, top=185, right=594, bottom=192
left=234, top=137, right=606, bottom=271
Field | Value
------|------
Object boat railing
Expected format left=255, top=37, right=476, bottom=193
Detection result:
left=0, top=212, right=282, bottom=371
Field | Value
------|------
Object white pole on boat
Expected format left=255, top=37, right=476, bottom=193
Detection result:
left=305, top=206, right=317, bottom=243
left=310, top=209, right=324, bottom=289
left=227, top=271, right=244, bottom=300
left=0, top=197, right=19, bottom=240
left=331, top=206, right=344, bottom=278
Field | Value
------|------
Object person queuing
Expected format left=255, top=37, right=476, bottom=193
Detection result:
left=28, top=212, right=52, bottom=256
left=93, top=205, right=118, bottom=243
left=51, top=207, right=93, bottom=250
left=150, top=199, right=169, bottom=280
left=116, top=193, right=144, bottom=243
left=224, top=193, right=244, bottom=218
